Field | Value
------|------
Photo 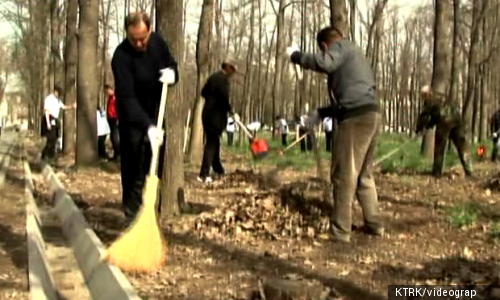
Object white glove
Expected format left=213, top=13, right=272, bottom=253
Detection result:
left=233, top=113, right=240, bottom=123
left=286, top=46, right=300, bottom=57
left=147, top=126, right=164, bottom=150
left=159, top=68, right=176, bottom=84
left=493, top=132, right=498, bottom=139
left=304, top=110, right=321, bottom=129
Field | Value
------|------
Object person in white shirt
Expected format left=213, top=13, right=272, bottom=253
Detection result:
left=323, top=116, right=333, bottom=152
left=226, top=116, right=235, bottom=146
left=97, top=107, right=111, bottom=159
left=297, top=114, right=312, bottom=152
left=275, top=116, right=289, bottom=146
left=41, top=86, right=76, bottom=162
left=247, top=121, right=261, bottom=138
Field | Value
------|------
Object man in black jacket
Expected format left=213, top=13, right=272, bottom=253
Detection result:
left=198, top=61, right=237, bottom=183
left=287, top=26, right=383, bottom=243
left=111, top=11, right=179, bottom=220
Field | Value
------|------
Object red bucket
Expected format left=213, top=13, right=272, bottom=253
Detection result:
left=250, top=139, right=269, bottom=159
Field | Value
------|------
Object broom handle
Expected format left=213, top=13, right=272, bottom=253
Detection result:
left=282, top=133, right=307, bottom=153
left=183, top=109, right=191, bottom=153
left=149, top=83, right=168, bottom=177
left=233, top=118, right=254, bottom=139
left=374, top=134, right=421, bottom=166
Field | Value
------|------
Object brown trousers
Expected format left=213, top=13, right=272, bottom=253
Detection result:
left=330, top=112, right=383, bottom=238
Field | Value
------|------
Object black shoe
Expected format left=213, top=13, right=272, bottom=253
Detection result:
left=357, top=225, right=384, bottom=236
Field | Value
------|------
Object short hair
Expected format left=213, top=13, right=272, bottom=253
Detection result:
left=54, top=85, right=63, bottom=95
left=104, top=84, right=113, bottom=90
left=125, top=11, right=151, bottom=30
left=316, top=26, right=344, bottom=46
left=221, top=62, right=236, bottom=71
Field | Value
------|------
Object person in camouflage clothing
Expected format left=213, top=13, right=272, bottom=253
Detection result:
left=416, top=86, right=473, bottom=177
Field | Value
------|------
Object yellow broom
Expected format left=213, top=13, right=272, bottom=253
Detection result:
left=102, top=78, right=169, bottom=273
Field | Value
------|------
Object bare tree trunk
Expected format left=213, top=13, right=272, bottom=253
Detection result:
left=424, top=0, right=454, bottom=159
left=463, top=0, right=486, bottom=140
left=188, top=0, right=214, bottom=165
left=271, top=0, right=285, bottom=139
left=157, top=0, right=185, bottom=216
left=63, top=0, right=78, bottom=156
left=329, top=0, right=348, bottom=36
left=76, top=0, right=99, bottom=166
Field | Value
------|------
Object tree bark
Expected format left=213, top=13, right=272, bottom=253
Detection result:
left=424, top=0, right=454, bottom=159
left=157, top=0, right=185, bottom=216
left=63, top=0, right=78, bottom=156
left=329, top=0, right=349, bottom=37
left=188, top=0, right=214, bottom=164
left=76, top=0, right=99, bottom=167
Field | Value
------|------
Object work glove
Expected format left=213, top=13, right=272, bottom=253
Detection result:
left=147, top=126, right=164, bottom=151
left=304, top=110, right=321, bottom=129
left=159, top=68, right=176, bottom=85
left=286, top=46, right=302, bottom=64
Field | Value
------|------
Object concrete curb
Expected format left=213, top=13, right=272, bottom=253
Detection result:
left=17, top=136, right=59, bottom=300
left=41, top=164, right=142, bottom=300
left=0, top=134, right=14, bottom=188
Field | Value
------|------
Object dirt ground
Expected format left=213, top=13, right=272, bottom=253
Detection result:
left=25, top=136, right=500, bottom=300
left=0, top=142, right=29, bottom=300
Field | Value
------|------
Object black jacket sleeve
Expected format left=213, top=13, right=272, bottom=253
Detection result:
left=112, top=50, right=152, bottom=131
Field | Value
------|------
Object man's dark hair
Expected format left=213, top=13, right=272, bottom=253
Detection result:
left=54, top=85, right=63, bottom=95
left=125, top=11, right=151, bottom=30
left=316, top=26, right=344, bottom=47
left=221, top=62, right=236, bottom=71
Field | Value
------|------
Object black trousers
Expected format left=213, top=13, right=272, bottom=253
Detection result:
left=200, top=132, right=224, bottom=178
left=41, top=117, right=59, bottom=160
left=98, top=135, right=107, bottom=158
left=281, top=134, right=287, bottom=146
left=108, top=118, right=120, bottom=159
left=299, top=127, right=313, bottom=152
left=227, top=131, right=234, bottom=146
left=325, top=131, right=333, bottom=152
left=119, top=125, right=165, bottom=219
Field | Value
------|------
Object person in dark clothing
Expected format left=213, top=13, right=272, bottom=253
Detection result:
left=416, top=86, right=473, bottom=176
left=41, top=85, right=76, bottom=163
left=111, top=11, right=179, bottom=220
left=105, top=84, right=120, bottom=161
left=287, top=26, right=383, bottom=243
left=490, top=109, right=500, bottom=162
left=198, top=61, right=237, bottom=184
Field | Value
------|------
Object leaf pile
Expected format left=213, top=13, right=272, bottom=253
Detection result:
left=194, top=180, right=333, bottom=242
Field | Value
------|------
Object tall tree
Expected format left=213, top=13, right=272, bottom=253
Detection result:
left=63, top=0, right=78, bottom=155
left=188, top=0, right=214, bottom=164
left=329, top=0, right=349, bottom=37
left=157, top=0, right=185, bottom=216
left=76, top=0, right=99, bottom=166
left=424, top=0, right=454, bottom=158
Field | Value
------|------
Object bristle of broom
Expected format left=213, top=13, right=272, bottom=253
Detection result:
left=102, top=176, right=166, bottom=273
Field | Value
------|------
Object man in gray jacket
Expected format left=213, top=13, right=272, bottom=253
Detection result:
left=287, top=26, right=383, bottom=243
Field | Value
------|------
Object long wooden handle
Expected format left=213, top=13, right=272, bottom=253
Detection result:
left=233, top=118, right=255, bottom=139
left=183, top=109, right=191, bottom=153
left=282, top=134, right=307, bottom=153
left=149, top=83, right=168, bottom=177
